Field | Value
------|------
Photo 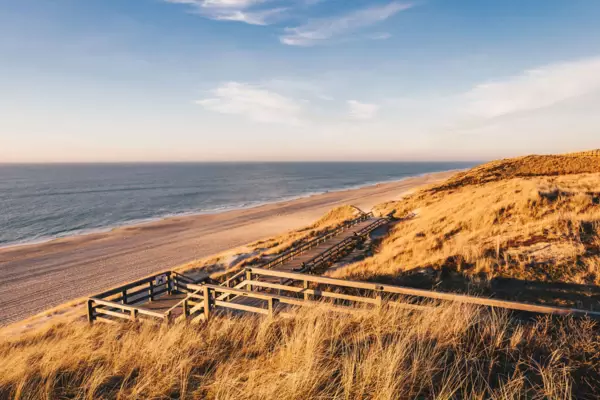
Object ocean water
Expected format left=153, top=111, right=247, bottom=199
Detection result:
left=0, top=162, right=476, bottom=247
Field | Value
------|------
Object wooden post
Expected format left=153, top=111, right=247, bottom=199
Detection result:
left=375, top=289, right=383, bottom=309
left=131, top=308, right=138, bottom=321
left=149, top=280, right=154, bottom=302
left=167, top=274, right=173, bottom=295
left=122, top=290, right=128, bottom=305
left=203, top=286, right=211, bottom=321
left=87, top=299, right=95, bottom=324
left=245, top=269, right=253, bottom=292
left=267, top=298, right=278, bottom=316
left=183, top=299, right=190, bottom=318
left=303, top=280, right=309, bottom=301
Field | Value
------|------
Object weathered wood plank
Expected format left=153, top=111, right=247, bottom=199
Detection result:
left=95, top=308, right=131, bottom=319
left=214, top=300, right=269, bottom=315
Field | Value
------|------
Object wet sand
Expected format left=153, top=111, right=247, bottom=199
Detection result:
left=0, top=171, right=455, bottom=325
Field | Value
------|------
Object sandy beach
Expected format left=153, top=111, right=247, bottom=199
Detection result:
left=0, top=171, right=455, bottom=325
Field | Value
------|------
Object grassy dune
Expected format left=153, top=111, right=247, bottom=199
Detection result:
left=331, top=154, right=600, bottom=309
left=2, top=304, right=599, bottom=399
left=2, top=153, right=600, bottom=399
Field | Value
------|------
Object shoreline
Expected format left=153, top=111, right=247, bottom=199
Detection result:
left=0, top=170, right=457, bottom=325
left=0, top=169, right=464, bottom=251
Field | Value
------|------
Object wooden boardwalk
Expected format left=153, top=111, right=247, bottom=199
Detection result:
left=87, top=213, right=387, bottom=323
left=275, top=218, right=380, bottom=273
left=87, top=211, right=600, bottom=325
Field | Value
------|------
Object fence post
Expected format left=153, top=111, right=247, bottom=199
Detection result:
left=303, top=280, right=310, bottom=301
left=245, top=269, right=253, bottom=292
left=149, top=280, right=154, bottom=302
left=122, top=290, right=128, bottom=305
left=375, top=288, right=383, bottom=309
left=87, top=299, right=95, bottom=324
left=268, top=298, right=278, bottom=316
left=167, top=273, right=173, bottom=295
left=203, top=286, right=211, bottom=321
left=183, top=298, right=190, bottom=318
left=131, top=308, right=138, bottom=321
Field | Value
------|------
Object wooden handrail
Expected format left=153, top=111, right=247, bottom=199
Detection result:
left=261, top=213, right=373, bottom=269
left=92, top=272, right=171, bottom=299
left=90, top=298, right=167, bottom=319
left=300, top=217, right=389, bottom=272
left=246, top=267, right=600, bottom=318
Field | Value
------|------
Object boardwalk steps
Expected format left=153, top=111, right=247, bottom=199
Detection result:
left=87, top=211, right=600, bottom=325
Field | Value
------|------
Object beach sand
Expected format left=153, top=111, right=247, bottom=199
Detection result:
left=0, top=171, right=455, bottom=325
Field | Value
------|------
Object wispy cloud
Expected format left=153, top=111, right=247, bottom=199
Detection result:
left=204, top=7, right=288, bottom=25
left=165, top=0, right=286, bottom=26
left=347, top=100, right=379, bottom=120
left=280, top=2, right=412, bottom=46
left=465, top=56, right=600, bottom=119
left=197, top=82, right=305, bottom=125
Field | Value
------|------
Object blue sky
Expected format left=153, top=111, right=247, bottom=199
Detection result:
left=2, top=0, right=600, bottom=162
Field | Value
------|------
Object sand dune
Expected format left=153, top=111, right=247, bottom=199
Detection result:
left=0, top=171, right=455, bottom=325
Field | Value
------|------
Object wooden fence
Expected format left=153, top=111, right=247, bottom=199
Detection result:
left=299, top=217, right=390, bottom=273
left=181, top=267, right=600, bottom=322
left=564, top=150, right=600, bottom=157
left=87, top=271, right=203, bottom=324
left=259, top=212, right=374, bottom=270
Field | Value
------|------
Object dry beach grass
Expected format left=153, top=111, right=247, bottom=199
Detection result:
left=1, top=303, right=599, bottom=399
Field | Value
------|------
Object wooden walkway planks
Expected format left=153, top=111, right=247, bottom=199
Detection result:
left=278, top=218, right=377, bottom=272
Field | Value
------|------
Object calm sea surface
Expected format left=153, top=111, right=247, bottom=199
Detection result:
left=0, top=162, right=476, bottom=247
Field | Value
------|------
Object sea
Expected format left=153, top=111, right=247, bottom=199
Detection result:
left=0, top=162, right=477, bottom=248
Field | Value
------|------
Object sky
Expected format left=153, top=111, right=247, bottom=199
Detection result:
left=1, top=0, right=600, bottom=162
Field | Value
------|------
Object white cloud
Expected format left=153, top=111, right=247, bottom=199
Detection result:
left=197, top=82, right=305, bottom=125
left=165, top=0, right=265, bottom=8
left=206, top=7, right=288, bottom=25
left=347, top=100, right=379, bottom=120
left=165, top=0, right=285, bottom=25
left=465, top=56, right=600, bottom=119
left=280, top=2, right=412, bottom=46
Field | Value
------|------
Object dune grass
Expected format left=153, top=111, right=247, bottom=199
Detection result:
left=338, top=174, right=600, bottom=287
left=1, top=303, right=599, bottom=399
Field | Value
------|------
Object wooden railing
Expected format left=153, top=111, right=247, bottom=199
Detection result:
left=564, top=150, right=600, bottom=157
left=87, top=271, right=205, bottom=324
left=89, top=264, right=600, bottom=325
left=242, top=268, right=600, bottom=319
left=299, top=217, right=391, bottom=273
left=354, top=217, right=390, bottom=237
left=184, top=266, right=600, bottom=321
left=260, top=212, right=373, bottom=270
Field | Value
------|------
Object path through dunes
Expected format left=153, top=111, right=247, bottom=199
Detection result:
left=1, top=172, right=455, bottom=326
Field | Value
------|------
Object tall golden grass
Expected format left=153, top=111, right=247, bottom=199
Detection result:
left=1, top=303, right=599, bottom=399
left=341, top=175, right=600, bottom=290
